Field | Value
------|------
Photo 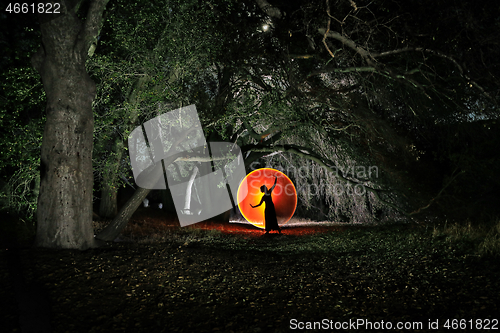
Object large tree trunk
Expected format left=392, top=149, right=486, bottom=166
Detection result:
left=31, top=0, right=109, bottom=249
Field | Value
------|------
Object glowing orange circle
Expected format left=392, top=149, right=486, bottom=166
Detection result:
left=237, top=168, right=297, bottom=229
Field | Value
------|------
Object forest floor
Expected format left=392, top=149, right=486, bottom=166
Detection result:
left=1, top=209, right=500, bottom=333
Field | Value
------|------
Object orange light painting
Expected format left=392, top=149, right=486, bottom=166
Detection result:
left=237, top=168, right=297, bottom=229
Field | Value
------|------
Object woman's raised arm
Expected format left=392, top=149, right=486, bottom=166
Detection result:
left=269, top=176, right=278, bottom=193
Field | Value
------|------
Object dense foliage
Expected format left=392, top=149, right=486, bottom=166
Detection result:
left=0, top=12, right=44, bottom=219
left=1, top=0, right=499, bottom=225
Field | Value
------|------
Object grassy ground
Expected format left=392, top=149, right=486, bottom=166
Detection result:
left=1, top=213, right=499, bottom=332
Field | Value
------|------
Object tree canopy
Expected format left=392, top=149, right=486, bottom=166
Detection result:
left=1, top=0, right=499, bottom=248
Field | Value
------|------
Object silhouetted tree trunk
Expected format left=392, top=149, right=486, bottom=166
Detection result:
left=97, top=187, right=152, bottom=241
left=31, top=0, right=109, bottom=249
left=98, top=76, right=148, bottom=218
left=96, top=127, right=196, bottom=241
left=99, top=173, right=119, bottom=218
left=98, top=135, right=123, bottom=218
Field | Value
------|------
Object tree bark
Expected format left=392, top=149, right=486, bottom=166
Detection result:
left=95, top=159, right=165, bottom=241
left=31, top=0, right=109, bottom=249
left=99, top=167, right=120, bottom=218
left=99, top=138, right=123, bottom=218
left=96, top=186, right=152, bottom=241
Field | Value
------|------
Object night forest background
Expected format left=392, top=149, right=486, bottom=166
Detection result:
left=1, top=0, right=500, bottom=332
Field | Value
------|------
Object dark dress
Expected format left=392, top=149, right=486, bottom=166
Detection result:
left=262, top=193, right=279, bottom=231
left=256, top=190, right=280, bottom=231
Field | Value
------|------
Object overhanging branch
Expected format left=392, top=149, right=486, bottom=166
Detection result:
left=82, top=0, right=110, bottom=56
left=318, top=27, right=376, bottom=66
left=373, top=47, right=495, bottom=104
left=249, top=144, right=410, bottom=216
left=254, top=0, right=282, bottom=19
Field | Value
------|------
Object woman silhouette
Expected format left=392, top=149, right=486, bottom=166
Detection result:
left=250, top=175, right=281, bottom=234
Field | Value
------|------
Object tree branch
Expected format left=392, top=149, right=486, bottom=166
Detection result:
left=372, top=47, right=496, bottom=104
left=254, top=0, right=282, bottom=19
left=318, top=27, right=376, bottom=66
left=409, top=169, right=465, bottom=216
left=82, top=0, right=110, bottom=57
left=311, top=66, right=377, bottom=75
left=249, top=144, right=410, bottom=216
